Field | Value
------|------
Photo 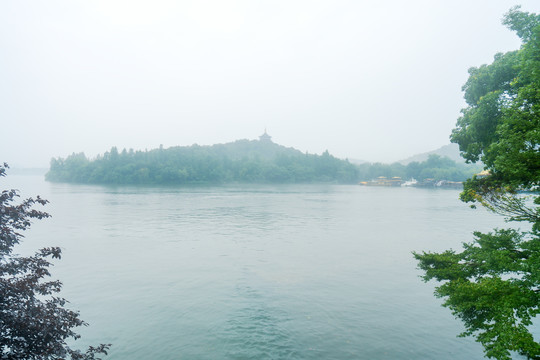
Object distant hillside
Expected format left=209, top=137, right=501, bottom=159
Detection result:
left=355, top=153, right=482, bottom=182
left=46, top=138, right=359, bottom=185
left=399, top=144, right=465, bottom=165
left=207, top=139, right=303, bottom=161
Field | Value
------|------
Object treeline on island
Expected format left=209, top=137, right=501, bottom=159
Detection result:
left=46, top=140, right=359, bottom=184
left=356, top=154, right=481, bottom=183
left=46, top=139, right=481, bottom=185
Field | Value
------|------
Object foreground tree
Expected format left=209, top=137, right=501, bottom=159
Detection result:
left=414, top=7, right=540, bottom=360
left=0, top=163, right=109, bottom=359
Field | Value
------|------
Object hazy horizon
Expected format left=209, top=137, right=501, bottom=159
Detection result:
left=3, top=1, right=540, bottom=168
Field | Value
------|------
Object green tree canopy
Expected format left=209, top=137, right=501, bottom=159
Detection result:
left=451, top=6, right=540, bottom=191
left=0, top=163, right=110, bottom=359
left=415, top=7, right=540, bottom=360
left=46, top=140, right=359, bottom=185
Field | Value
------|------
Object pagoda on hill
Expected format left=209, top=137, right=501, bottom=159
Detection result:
left=259, top=129, right=272, bottom=143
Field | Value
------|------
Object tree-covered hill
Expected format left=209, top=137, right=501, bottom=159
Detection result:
left=398, top=143, right=465, bottom=165
left=46, top=136, right=483, bottom=186
left=46, top=139, right=359, bottom=185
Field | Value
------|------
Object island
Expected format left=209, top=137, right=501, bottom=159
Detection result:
left=46, top=131, right=359, bottom=185
left=46, top=131, right=481, bottom=186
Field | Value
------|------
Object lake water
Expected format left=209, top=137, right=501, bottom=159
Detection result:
left=5, top=175, right=536, bottom=359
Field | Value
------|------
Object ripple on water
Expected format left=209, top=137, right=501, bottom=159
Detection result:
left=216, top=284, right=299, bottom=360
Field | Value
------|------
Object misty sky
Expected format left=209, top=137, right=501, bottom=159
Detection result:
left=2, top=1, right=540, bottom=168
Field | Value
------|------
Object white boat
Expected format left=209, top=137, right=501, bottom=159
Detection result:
left=401, top=178, right=417, bottom=187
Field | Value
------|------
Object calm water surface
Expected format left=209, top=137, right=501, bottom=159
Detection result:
left=6, top=175, right=536, bottom=359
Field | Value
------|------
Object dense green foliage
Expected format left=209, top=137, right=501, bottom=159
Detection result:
left=416, top=229, right=540, bottom=359
left=46, top=140, right=359, bottom=185
left=452, top=7, right=540, bottom=191
left=415, top=7, right=540, bottom=360
left=1, top=163, right=110, bottom=359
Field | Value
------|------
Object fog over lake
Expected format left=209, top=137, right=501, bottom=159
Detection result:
left=2, top=1, right=540, bottom=168
left=2, top=1, right=540, bottom=358
left=8, top=175, right=535, bottom=359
